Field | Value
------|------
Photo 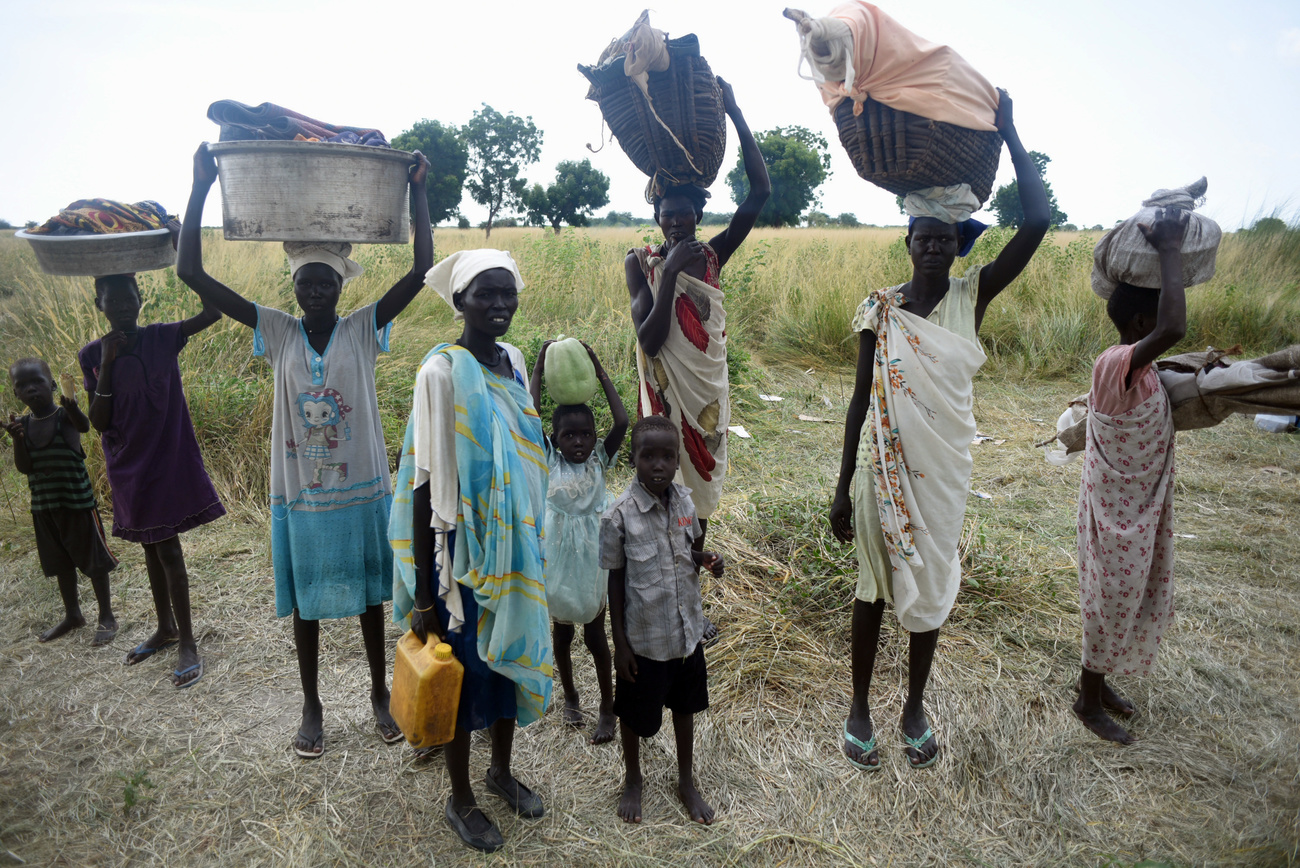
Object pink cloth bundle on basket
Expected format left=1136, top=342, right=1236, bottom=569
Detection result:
left=791, top=1, right=999, bottom=131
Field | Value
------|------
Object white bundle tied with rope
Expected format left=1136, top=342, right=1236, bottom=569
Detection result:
left=1091, top=177, right=1223, bottom=300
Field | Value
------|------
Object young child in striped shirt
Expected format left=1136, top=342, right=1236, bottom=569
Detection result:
left=4, top=358, right=117, bottom=645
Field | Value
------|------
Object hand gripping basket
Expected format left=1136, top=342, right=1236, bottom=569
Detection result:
left=834, top=97, right=1002, bottom=202
left=579, top=34, right=727, bottom=192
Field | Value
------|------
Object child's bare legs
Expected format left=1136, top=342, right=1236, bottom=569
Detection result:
left=902, top=628, right=940, bottom=765
left=86, top=567, right=116, bottom=644
left=618, top=722, right=644, bottom=823
left=553, top=621, right=583, bottom=726
left=673, top=711, right=714, bottom=824
left=127, top=538, right=200, bottom=685
left=38, top=568, right=86, bottom=642
left=292, top=612, right=324, bottom=756
left=1073, top=668, right=1136, bottom=745
left=359, top=604, right=400, bottom=741
left=584, top=611, right=616, bottom=744
left=845, top=598, right=885, bottom=767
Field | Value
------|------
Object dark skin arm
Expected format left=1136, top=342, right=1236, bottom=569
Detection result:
left=974, top=90, right=1051, bottom=331
left=707, top=77, right=771, bottom=269
left=61, top=395, right=90, bottom=434
left=1127, top=209, right=1189, bottom=383
left=176, top=144, right=258, bottom=328
left=691, top=550, right=725, bottom=577
left=374, top=152, right=432, bottom=328
left=410, top=481, right=446, bottom=645
left=608, top=564, right=636, bottom=682
left=3, top=415, right=32, bottom=474
left=590, top=343, right=629, bottom=460
left=87, top=330, right=129, bottom=432
left=829, top=329, right=878, bottom=542
left=528, top=340, right=552, bottom=414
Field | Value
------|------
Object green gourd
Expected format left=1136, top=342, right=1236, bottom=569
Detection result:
left=544, top=335, right=599, bottom=406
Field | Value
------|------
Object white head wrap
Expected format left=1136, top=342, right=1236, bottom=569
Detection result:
left=902, top=184, right=982, bottom=224
left=283, top=242, right=364, bottom=285
left=423, top=249, right=525, bottom=322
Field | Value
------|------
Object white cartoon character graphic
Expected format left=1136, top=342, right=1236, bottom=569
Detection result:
left=286, top=388, right=351, bottom=489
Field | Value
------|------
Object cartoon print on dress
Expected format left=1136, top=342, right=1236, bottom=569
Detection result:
left=285, top=388, right=352, bottom=489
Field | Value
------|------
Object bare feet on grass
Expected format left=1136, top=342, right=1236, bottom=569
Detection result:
left=1097, top=681, right=1136, bottom=717
left=91, top=617, right=118, bottom=646
left=38, top=613, right=86, bottom=643
left=618, top=774, right=643, bottom=823
left=294, top=700, right=325, bottom=758
left=372, top=687, right=402, bottom=743
left=562, top=695, right=584, bottom=728
left=591, top=709, right=617, bottom=745
left=1072, top=697, right=1137, bottom=745
left=677, top=778, right=714, bottom=825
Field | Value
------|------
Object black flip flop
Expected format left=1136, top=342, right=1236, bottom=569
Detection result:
left=445, top=798, right=503, bottom=853
left=484, top=772, right=544, bottom=819
left=123, top=638, right=177, bottom=665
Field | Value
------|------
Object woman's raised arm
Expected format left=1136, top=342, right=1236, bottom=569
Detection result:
left=175, top=143, right=258, bottom=328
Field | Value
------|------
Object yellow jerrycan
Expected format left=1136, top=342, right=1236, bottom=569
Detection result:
left=390, top=630, right=463, bottom=749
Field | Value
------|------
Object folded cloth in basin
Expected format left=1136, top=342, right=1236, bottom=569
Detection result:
left=207, top=100, right=389, bottom=147
left=28, top=199, right=171, bottom=236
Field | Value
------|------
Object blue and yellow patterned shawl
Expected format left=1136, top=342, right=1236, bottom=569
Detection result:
left=390, top=343, right=553, bottom=725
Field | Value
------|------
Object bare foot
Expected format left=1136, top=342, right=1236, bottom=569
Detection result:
left=844, top=704, right=879, bottom=768
left=294, top=701, right=325, bottom=758
left=1072, top=699, right=1137, bottom=745
left=372, top=688, right=402, bottom=743
left=677, top=778, right=715, bottom=825
left=591, top=710, right=617, bottom=745
left=39, top=614, right=86, bottom=643
left=1075, top=679, right=1136, bottom=717
left=562, top=695, right=584, bottom=728
left=618, top=774, right=643, bottom=823
left=91, top=617, right=118, bottom=647
left=701, top=616, right=720, bottom=647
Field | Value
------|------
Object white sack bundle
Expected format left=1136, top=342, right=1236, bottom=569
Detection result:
left=1091, top=177, right=1222, bottom=300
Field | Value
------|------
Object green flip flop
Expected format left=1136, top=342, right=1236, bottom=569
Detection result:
left=902, top=726, right=940, bottom=769
left=843, top=724, right=881, bottom=771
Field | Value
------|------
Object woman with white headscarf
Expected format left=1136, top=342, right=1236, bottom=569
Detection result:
left=388, top=250, right=551, bottom=853
left=177, top=143, right=432, bottom=759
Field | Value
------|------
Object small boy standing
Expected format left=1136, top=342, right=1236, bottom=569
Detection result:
left=4, top=358, right=117, bottom=644
left=600, top=416, right=724, bottom=825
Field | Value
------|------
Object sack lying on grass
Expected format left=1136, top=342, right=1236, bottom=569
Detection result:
left=579, top=10, right=727, bottom=197
left=1091, top=177, right=1222, bottom=300
left=784, top=1, right=998, bottom=130
left=1042, top=345, right=1300, bottom=463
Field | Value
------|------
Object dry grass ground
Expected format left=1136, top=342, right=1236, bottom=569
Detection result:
left=2, top=360, right=1298, bottom=867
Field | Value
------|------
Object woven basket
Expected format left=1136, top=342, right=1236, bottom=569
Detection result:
left=833, top=97, right=1003, bottom=203
left=579, top=34, right=727, bottom=191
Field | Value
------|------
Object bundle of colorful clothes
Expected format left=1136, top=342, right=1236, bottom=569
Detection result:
left=207, top=100, right=390, bottom=147
left=26, top=199, right=171, bottom=236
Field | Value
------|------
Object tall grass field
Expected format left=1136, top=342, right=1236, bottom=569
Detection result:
left=0, top=225, right=1298, bottom=866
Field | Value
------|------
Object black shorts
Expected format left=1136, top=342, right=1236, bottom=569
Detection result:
left=32, top=507, right=118, bottom=578
left=613, top=643, right=708, bottom=738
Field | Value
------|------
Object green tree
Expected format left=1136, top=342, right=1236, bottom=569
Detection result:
left=805, top=210, right=831, bottom=227
left=1251, top=216, right=1287, bottom=234
left=836, top=212, right=861, bottom=227
left=989, top=151, right=1067, bottom=228
left=522, top=159, right=610, bottom=234
left=0, top=219, right=12, bottom=230
left=391, top=119, right=469, bottom=225
left=727, top=126, right=831, bottom=228
left=462, top=104, right=543, bottom=238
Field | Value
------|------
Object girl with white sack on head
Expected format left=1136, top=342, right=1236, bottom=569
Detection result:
left=828, top=90, right=1050, bottom=772
left=177, top=143, right=433, bottom=760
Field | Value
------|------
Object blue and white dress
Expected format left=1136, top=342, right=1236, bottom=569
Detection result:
left=255, top=303, right=394, bottom=620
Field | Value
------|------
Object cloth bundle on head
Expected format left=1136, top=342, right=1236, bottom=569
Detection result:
left=904, top=184, right=987, bottom=257
left=283, top=242, right=364, bottom=285
left=1091, top=177, right=1222, bottom=300
left=788, top=1, right=999, bottom=131
left=423, top=250, right=525, bottom=322
left=28, top=199, right=171, bottom=236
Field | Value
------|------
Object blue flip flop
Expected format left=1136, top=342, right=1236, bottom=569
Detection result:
left=173, top=660, right=203, bottom=689
left=844, top=725, right=881, bottom=771
left=902, top=726, right=940, bottom=769
left=123, top=638, right=177, bottom=666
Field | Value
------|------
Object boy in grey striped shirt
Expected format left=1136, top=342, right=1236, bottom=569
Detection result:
left=600, top=416, right=725, bottom=825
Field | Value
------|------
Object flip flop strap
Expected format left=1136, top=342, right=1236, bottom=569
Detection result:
left=843, top=726, right=877, bottom=754
left=902, top=727, right=934, bottom=751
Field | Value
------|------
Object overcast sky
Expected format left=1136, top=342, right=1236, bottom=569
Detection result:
left=3, top=0, right=1298, bottom=231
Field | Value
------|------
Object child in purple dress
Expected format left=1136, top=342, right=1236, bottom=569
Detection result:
left=79, top=273, right=225, bottom=688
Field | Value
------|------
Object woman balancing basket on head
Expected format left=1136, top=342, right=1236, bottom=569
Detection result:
left=786, top=2, right=1052, bottom=770
left=581, top=13, right=771, bottom=643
